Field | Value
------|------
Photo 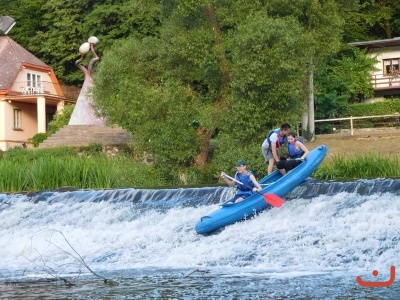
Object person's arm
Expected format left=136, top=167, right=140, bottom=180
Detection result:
left=221, top=172, right=236, bottom=187
left=296, top=142, right=309, bottom=160
left=250, top=174, right=262, bottom=192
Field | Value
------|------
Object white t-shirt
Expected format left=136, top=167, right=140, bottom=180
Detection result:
left=262, top=132, right=278, bottom=148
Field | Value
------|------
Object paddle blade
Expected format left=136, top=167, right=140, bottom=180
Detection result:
left=264, top=193, right=284, bottom=208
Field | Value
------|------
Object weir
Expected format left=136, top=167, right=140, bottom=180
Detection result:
left=0, top=179, right=400, bottom=299
left=0, top=178, right=399, bottom=284
left=2, top=178, right=399, bottom=205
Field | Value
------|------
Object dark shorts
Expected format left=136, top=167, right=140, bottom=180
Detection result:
left=226, top=193, right=252, bottom=204
left=276, top=159, right=302, bottom=172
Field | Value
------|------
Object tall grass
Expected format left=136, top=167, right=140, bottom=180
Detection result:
left=3, top=147, right=400, bottom=193
left=0, top=147, right=167, bottom=193
left=313, top=154, right=400, bottom=180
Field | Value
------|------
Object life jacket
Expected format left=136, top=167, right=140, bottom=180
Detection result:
left=287, top=138, right=305, bottom=159
left=267, top=128, right=287, bottom=149
left=235, top=171, right=255, bottom=196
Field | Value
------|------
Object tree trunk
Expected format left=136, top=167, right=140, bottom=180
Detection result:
left=194, top=127, right=213, bottom=169
left=308, top=62, right=315, bottom=141
left=205, top=4, right=231, bottom=85
left=384, top=18, right=392, bottom=39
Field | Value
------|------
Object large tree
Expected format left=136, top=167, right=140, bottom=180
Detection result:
left=263, top=0, right=348, bottom=140
left=93, top=0, right=314, bottom=173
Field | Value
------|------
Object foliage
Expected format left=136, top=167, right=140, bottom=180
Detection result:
left=79, top=143, right=103, bottom=155
left=29, top=133, right=48, bottom=148
left=2, top=0, right=163, bottom=85
left=341, top=0, right=400, bottom=42
left=349, top=100, right=400, bottom=116
left=313, top=153, right=400, bottom=179
left=48, top=104, right=75, bottom=134
left=3, top=145, right=400, bottom=192
left=0, top=147, right=168, bottom=192
left=94, top=1, right=317, bottom=174
left=3, top=0, right=400, bottom=182
left=262, top=0, right=349, bottom=135
left=29, top=104, right=74, bottom=147
left=228, top=13, right=311, bottom=126
left=314, top=47, right=378, bottom=121
left=0, top=0, right=47, bottom=44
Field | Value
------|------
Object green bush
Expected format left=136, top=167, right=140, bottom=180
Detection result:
left=349, top=100, right=400, bottom=117
left=29, top=133, right=48, bottom=147
left=29, top=104, right=74, bottom=147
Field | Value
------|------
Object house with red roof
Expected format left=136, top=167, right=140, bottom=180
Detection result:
left=0, top=36, right=72, bottom=151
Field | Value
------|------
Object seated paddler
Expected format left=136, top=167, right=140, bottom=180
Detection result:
left=221, top=159, right=262, bottom=204
left=276, top=132, right=309, bottom=175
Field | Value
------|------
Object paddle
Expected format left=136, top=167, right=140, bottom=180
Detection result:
left=222, top=174, right=284, bottom=208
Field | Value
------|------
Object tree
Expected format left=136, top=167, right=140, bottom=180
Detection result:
left=94, top=1, right=225, bottom=170
left=313, top=47, right=377, bottom=133
left=0, top=0, right=47, bottom=43
left=93, top=0, right=314, bottom=174
left=264, top=0, right=348, bottom=140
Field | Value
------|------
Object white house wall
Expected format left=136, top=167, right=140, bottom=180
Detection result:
left=368, top=46, right=400, bottom=75
left=0, top=101, right=6, bottom=151
left=12, top=68, right=57, bottom=95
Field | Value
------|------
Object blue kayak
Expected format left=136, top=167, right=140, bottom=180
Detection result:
left=195, top=145, right=328, bottom=234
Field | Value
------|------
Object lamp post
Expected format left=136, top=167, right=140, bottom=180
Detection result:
left=0, top=15, right=16, bottom=35
left=68, top=36, right=105, bottom=125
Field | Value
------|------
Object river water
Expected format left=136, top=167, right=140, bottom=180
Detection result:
left=0, top=179, right=399, bottom=299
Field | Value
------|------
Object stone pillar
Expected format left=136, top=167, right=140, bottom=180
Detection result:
left=57, top=100, right=65, bottom=113
left=37, top=96, right=46, bottom=133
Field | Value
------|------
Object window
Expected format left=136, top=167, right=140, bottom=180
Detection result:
left=383, top=58, right=400, bottom=75
left=14, top=109, right=21, bottom=128
left=27, top=73, right=42, bottom=88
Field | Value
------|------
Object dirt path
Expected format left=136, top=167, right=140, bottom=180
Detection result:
left=305, top=127, right=400, bottom=161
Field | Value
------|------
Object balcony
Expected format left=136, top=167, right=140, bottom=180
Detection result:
left=8, top=81, right=79, bottom=100
left=21, top=86, right=44, bottom=95
left=371, top=73, right=400, bottom=90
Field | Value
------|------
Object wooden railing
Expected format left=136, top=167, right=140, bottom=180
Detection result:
left=371, top=73, right=400, bottom=89
left=315, top=113, right=400, bottom=135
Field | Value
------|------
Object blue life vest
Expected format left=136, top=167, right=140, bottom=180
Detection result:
left=287, top=139, right=305, bottom=159
left=235, top=171, right=255, bottom=196
left=267, top=128, right=287, bottom=149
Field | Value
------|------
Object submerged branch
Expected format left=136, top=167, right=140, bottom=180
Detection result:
left=184, top=268, right=210, bottom=277
left=17, top=229, right=116, bottom=287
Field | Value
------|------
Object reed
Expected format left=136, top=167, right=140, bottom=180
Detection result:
left=313, top=153, right=400, bottom=180
left=3, top=147, right=400, bottom=193
left=0, top=147, right=167, bottom=193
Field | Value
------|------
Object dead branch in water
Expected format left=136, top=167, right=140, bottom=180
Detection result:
left=6, top=229, right=117, bottom=287
left=184, top=268, right=210, bottom=277
left=0, top=200, right=11, bottom=207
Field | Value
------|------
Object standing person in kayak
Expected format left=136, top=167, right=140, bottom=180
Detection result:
left=221, top=159, right=262, bottom=204
left=261, top=122, right=291, bottom=174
